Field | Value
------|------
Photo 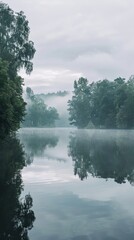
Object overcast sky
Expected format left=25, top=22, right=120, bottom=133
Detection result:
left=5, top=0, right=134, bottom=92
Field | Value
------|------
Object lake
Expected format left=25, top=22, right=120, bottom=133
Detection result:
left=1, top=128, right=134, bottom=239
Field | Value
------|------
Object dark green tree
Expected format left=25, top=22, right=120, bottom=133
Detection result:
left=91, top=80, right=116, bottom=128
left=115, top=76, right=134, bottom=128
left=68, top=76, right=134, bottom=129
left=0, top=60, right=26, bottom=136
left=0, top=3, right=35, bottom=136
left=0, top=2, right=35, bottom=76
left=68, top=77, right=91, bottom=128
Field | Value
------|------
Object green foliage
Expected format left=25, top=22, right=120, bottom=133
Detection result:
left=0, top=60, right=26, bottom=136
left=0, top=2, right=35, bottom=75
left=0, top=2, right=35, bottom=137
left=68, top=78, right=91, bottom=128
left=23, top=87, right=59, bottom=127
left=68, top=76, right=134, bottom=129
left=91, top=79, right=116, bottom=128
left=116, top=76, right=134, bottom=128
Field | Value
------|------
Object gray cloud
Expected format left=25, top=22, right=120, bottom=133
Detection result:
left=5, top=0, right=134, bottom=91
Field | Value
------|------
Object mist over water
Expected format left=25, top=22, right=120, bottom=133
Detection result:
left=19, top=128, right=134, bottom=186
left=18, top=128, right=134, bottom=240
left=3, top=0, right=134, bottom=239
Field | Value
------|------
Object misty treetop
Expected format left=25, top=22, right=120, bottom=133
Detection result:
left=36, top=90, right=68, bottom=100
left=23, top=87, right=59, bottom=127
left=35, top=90, right=70, bottom=128
left=68, top=76, right=134, bottom=129
left=0, top=2, right=35, bottom=137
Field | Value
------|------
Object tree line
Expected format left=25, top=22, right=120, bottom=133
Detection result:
left=1, top=2, right=134, bottom=133
left=23, top=87, right=59, bottom=127
left=68, top=77, right=134, bottom=129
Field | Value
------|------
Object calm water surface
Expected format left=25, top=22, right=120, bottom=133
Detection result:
left=2, top=128, right=134, bottom=240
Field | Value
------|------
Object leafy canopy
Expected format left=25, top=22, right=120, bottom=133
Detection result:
left=0, top=2, right=35, bottom=76
left=68, top=77, right=91, bottom=128
left=0, top=60, right=26, bottom=136
left=0, top=2, right=35, bottom=137
left=68, top=76, right=134, bottom=129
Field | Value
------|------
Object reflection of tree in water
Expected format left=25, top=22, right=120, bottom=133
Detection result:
left=0, top=136, right=35, bottom=239
left=68, top=131, right=134, bottom=184
left=20, top=132, right=59, bottom=157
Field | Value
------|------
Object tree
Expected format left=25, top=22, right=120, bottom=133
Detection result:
left=124, top=76, right=134, bottom=128
left=23, top=87, right=59, bottom=127
left=91, top=80, right=116, bottom=128
left=0, top=60, right=26, bottom=136
left=68, top=76, right=134, bottom=129
left=0, top=3, right=35, bottom=137
left=115, top=76, right=134, bottom=128
left=0, top=2, right=35, bottom=76
left=68, top=77, right=91, bottom=128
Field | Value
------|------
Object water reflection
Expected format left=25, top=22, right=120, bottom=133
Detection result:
left=18, top=129, right=134, bottom=239
left=68, top=130, right=134, bottom=184
left=0, top=136, right=35, bottom=239
left=20, top=129, right=59, bottom=158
